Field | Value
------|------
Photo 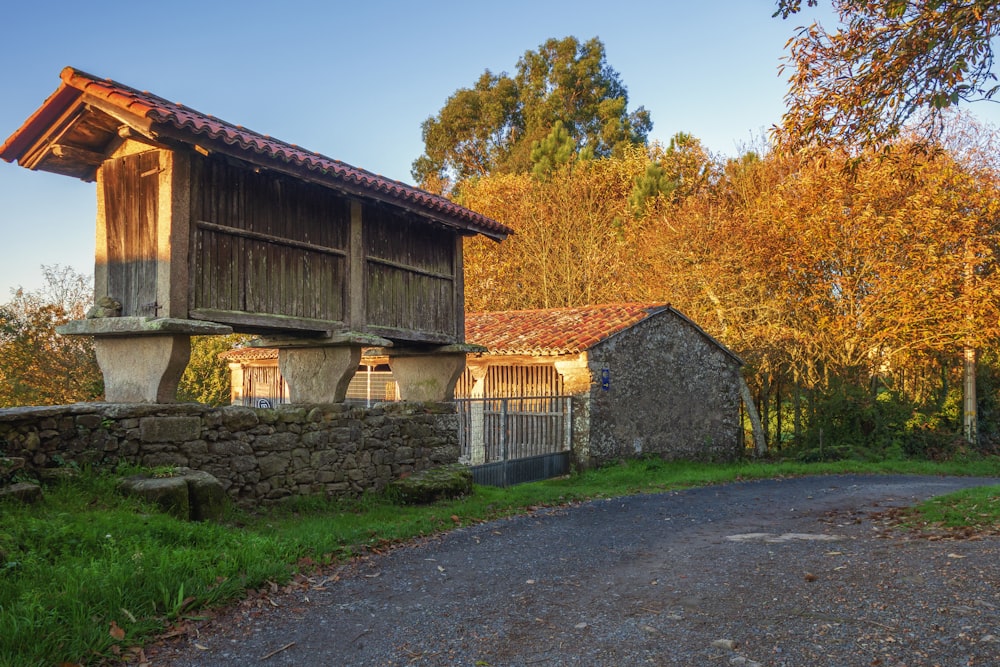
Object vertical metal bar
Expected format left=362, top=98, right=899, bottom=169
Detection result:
left=365, top=364, right=372, bottom=408
left=456, top=398, right=468, bottom=461
left=564, top=397, right=572, bottom=453
left=500, top=397, right=509, bottom=487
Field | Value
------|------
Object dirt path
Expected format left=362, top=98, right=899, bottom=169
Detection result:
left=150, top=475, right=1000, bottom=666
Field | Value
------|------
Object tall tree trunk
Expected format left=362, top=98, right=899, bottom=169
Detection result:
left=775, top=376, right=783, bottom=450
left=963, top=346, right=978, bottom=445
left=793, top=378, right=801, bottom=447
left=739, top=376, right=767, bottom=456
left=963, top=237, right=978, bottom=446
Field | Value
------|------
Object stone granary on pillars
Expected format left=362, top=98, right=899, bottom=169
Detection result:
left=1, top=67, right=510, bottom=403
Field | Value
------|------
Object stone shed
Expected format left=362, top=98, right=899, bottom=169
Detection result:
left=225, top=303, right=745, bottom=465
left=463, top=303, right=744, bottom=465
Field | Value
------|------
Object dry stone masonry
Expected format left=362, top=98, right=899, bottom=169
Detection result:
left=0, top=402, right=458, bottom=506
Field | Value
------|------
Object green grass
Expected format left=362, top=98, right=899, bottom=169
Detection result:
left=902, top=485, right=1000, bottom=534
left=2, top=457, right=1000, bottom=666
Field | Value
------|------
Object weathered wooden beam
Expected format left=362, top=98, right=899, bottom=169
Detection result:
left=365, top=324, right=456, bottom=345
left=50, top=143, right=107, bottom=165
left=189, top=307, right=345, bottom=334
left=19, top=103, right=88, bottom=170
left=365, top=255, right=454, bottom=281
left=84, top=97, right=156, bottom=138
left=195, top=220, right=348, bottom=256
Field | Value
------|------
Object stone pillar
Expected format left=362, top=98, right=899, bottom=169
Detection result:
left=278, top=346, right=361, bottom=404
left=389, top=352, right=467, bottom=402
left=554, top=354, right=593, bottom=393
left=95, top=335, right=191, bottom=403
left=388, top=344, right=482, bottom=402
left=464, top=362, right=489, bottom=464
left=228, top=362, right=245, bottom=406
left=57, top=317, right=233, bottom=404
left=251, top=332, right=392, bottom=404
left=554, top=353, right=594, bottom=469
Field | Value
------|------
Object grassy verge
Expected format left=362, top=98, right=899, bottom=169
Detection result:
left=884, top=484, right=1000, bottom=538
left=2, top=457, right=999, bottom=666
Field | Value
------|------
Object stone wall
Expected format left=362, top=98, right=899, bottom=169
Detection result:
left=584, top=309, right=743, bottom=465
left=0, top=401, right=458, bottom=506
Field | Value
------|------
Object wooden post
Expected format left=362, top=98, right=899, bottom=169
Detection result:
left=348, top=200, right=365, bottom=330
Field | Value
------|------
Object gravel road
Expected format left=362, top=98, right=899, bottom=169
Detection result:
left=151, top=475, right=1000, bottom=666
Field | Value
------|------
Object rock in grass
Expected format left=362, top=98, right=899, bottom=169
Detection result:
left=0, top=481, right=42, bottom=504
left=184, top=470, right=226, bottom=521
left=119, top=475, right=190, bottom=520
left=0, top=457, right=26, bottom=482
left=118, top=468, right=226, bottom=521
left=390, top=464, right=472, bottom=504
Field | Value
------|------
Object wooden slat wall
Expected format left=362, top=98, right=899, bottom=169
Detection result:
left=455, top=364, right=566, bottom=399
left=189, top=156, right=350, bottom=325
left=485, top=365, right=565, bottom=398
left=242, top=364, right=288, bottom=407
left=364, top=205, right=456, bottom=336
left=102, top=151, right=160, bottom=316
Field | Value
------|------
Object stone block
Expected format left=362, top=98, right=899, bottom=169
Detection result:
left=229, top=456, right=257, bottom=473
left=119, top=475, right=190, bottom=520
left=140, top=416, right=201, bottom=443
left=277, top=407, right=308, bottom=423
left=118, top=468, right=226, bottom=521
left=220, top=407, right=259, bottom=431
left=23, top=432, right=40, bottom=451
left=184, top=470, right=226, bottom=521
left=0, top=457, right=25, bottom=481
left=301, top=431, right=330, bottom=447
left=390, top=464, right=472, bottom=504
left=75, top=414, right=104, bottom=429
left=292, top=470, right=315, bottom=484
left=265, top=488, right=292, bottom=501
left=0, top=481, right=42, bottom=504
left=254, top=432, right=299, bottom=452
left=259, top=453, right=290, bottom=479
left=182, top=440, right=208, bottom=456
left=210, top=440, right=252, bottom=457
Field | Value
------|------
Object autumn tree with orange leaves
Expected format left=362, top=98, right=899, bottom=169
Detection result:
left=638, top=124, right=1000, bottom=453
left=0, top=266, right=102, bottom=407
left=775, top=0, right=1000, bottom=150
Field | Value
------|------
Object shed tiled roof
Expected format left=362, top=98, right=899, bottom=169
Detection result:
left=1, top=67, right=511, bottom=240
left=219, top=347, right=277, bottom=362
left=466, top=303, right=670, bottom=356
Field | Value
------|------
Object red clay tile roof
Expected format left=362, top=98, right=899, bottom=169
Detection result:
left=465, top=303, right=670, bottom=356
left=218, top=347, right=278, bottom=362
left=1, top=67, right=511, bottom=241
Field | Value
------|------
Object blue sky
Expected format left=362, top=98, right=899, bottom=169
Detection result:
left=2, top=0, right=997, bottom=300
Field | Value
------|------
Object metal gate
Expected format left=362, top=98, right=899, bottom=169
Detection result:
left=454, top=396, right=572, bottom=487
